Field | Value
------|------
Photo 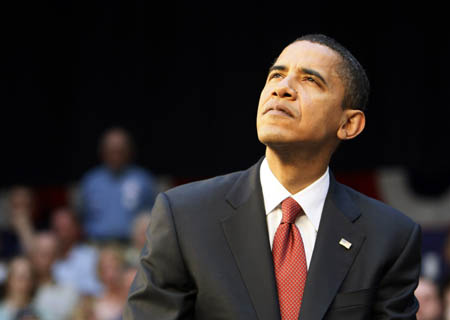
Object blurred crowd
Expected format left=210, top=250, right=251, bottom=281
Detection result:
left=0, top=128, right=157, bottom=320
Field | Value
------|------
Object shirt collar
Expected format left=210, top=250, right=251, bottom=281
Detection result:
left=259, top=157, right=330, bottom=231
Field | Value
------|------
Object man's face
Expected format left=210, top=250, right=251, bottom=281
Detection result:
left=257, top=41, right=347, bottom=150
left=8, top=258, right=34, bottom=295
left=51, top=209, right=79, bottom=246
left=98, top=249, right=123, bottom=289
left=31, top=233, right=58, bottom=275
left=101, top=131, right=131, bottom=172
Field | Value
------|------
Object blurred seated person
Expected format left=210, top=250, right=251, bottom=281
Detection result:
left=80, top=127, right=157, bottom=242
left=0, top=186, right=35, bottom=260
left=50, top=207, right=102, bottom=296
left=416, top=276, right=443, bottom=320
left=94, top=245, right=127, bottom=320
left=124, top=211, right=151, bottom=268
left=29, top=232, right=79, bottom=320
left=0, top=256, right=39, bottom=319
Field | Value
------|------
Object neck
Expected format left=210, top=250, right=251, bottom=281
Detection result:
left=265, top=146, right=330, bottom=194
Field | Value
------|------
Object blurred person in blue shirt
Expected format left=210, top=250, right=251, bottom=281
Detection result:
left=80, top=127, right=157, bottom=242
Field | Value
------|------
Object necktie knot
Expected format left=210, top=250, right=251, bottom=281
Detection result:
left=281, top=197, right=303, bottom=224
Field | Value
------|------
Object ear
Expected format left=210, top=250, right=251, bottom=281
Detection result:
left=337, top=109, right=366, bottom=140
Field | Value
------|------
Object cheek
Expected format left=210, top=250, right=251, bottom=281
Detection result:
left=301, top=98, right=342, bottom=133
left=257, top=86, right=272, bottom=110
left=297, top=95, right=322, bottom=124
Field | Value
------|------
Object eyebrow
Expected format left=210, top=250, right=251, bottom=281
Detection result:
left=268, top=65, right=328, bottom=86
left=269, top=65, right=287, bottom=73
left=301, top=67, right=328, bottom=86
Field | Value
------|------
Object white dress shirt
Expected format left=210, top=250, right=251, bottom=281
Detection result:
left=259, top=158, right=330, bottom=269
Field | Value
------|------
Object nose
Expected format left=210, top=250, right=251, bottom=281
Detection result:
left=272, top=76, right=297, bottom=100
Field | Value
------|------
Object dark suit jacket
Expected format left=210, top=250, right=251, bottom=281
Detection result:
left=124, top=159, right=421, bottom=320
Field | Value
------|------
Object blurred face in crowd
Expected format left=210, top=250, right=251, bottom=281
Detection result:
left=51, top=207, right=80, bottom=249
left=415, top=277, right=442, bottom=320
left=31, top=233, right=58, bottom=277
left=100, top=129, right=133, bottom=172
left=7, top=257, right=34, bottom=299
left=98, top=248, right=124, bottom=290
left=256, top=40, right=364, bottom=155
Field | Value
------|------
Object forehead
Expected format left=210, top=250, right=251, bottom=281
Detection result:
left=275, top=41, right=341, bottom=74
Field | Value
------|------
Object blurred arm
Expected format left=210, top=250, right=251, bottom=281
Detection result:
left=10, top=208, right=35, bottom=254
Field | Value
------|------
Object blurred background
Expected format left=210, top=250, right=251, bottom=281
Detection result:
left=0, top=1, right=449, bottom=319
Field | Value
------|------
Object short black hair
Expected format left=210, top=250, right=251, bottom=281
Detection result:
left=295, top=34, right=370, bottom=111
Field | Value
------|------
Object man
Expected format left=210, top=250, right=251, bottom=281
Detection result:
left=80, top=127, right=157, bottom=241
left=124, top=34, right=421, bottom=319
left=50, top=207, right=102, bottom=295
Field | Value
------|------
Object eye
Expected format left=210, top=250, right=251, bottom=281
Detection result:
left=268, top=72, right=283, bottom=80
left=304, top=76, right=316, bottom=83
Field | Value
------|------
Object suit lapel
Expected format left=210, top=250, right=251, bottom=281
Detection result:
left=221, top=159, right=281, bottom=320
left=299, top=176, right=366, bottom=320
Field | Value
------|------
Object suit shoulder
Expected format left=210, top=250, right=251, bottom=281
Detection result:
left=338, top=182, right=418, bottom=230
left=163, top=169, right=244, bottom=206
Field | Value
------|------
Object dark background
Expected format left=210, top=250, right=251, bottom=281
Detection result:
left=1, top=1, right=448, bottom=196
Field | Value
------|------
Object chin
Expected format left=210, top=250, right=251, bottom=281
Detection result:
left=257, top=128, right=296, bottom=147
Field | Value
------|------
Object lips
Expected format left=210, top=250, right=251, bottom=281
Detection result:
left=263, top=102, right=295, bottom=118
